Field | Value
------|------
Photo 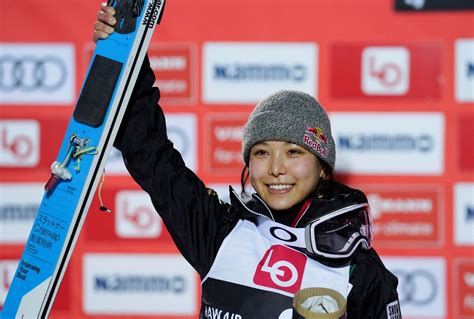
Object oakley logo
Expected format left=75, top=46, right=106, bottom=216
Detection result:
left=269, top=227, right=298, bottom=243
left=253, top=245, right=306, bottom=294
left=0, top=55, right=67, bottom=92
left=393, top=269, right=437, bottom=305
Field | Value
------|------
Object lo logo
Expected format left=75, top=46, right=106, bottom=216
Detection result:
left=253, top=245, right=306, bottom=294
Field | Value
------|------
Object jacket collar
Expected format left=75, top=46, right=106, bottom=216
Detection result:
left=229, top=186, right=275, bottom=221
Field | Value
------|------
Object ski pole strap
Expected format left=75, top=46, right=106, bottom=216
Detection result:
left=292, top=287, right=347, bottom=319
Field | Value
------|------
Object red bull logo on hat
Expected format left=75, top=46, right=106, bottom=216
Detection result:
left=304, top=127, right=329, bottom=158
left=306, top=127, right=328, bottom=144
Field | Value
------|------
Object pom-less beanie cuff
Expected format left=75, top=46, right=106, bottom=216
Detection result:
left=242, top=90, right=335, bottom=169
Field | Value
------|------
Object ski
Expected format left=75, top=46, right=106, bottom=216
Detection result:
left=2, top=0, right=165, bottom=317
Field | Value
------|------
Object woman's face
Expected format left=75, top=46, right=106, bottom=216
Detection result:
left=248, top=140, right=323, bottom=211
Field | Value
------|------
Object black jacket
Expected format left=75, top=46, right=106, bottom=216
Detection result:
left=115, top=57, right=401, bottom=318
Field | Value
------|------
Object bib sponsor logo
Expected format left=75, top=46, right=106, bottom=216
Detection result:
left=253, top=245, right=306, bottom=294
left=269, top=227, right=298, bottom=243
left=204, top=305, right=242, bottom=319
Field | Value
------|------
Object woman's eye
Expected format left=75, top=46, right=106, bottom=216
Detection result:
left=253, top=149, right=267, bottom=156
left=288, top=149, right=303, bottom=155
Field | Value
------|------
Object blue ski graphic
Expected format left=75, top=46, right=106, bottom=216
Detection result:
left=2, top=0, right=165, bottom=317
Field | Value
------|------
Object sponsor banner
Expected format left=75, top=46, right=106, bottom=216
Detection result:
left=203, top=42, right=317, bottom=104
left=85, top=184, right=172, bottom=242
left=0, top=113, right=68, bottom=172
left=0, top=120, right=40, bottom=167
left=115, top=190, right=162, bottom=239
left=454, top=259, right=474, bottom=318
left=455, top=39, right=474, bottom=102
left=105, top=113, right=197, bottom=174
left=330, top=112, right=444, bottom=175
left=0, top=183, right=43, bottom=244
left=454, top=182, right=474, bottom=245
left=395, top=0, right=474, bottom=11
left=458, top=113, right=474, bottom=171
left=357, top=184, right=442, bottom=247
left=383, top=256, right=446, bottom=318
left=148, top=44, right=196, bottom=104
left=330, top=43, right=441, bottom=99
left=0, top=43, right=75, bottom=105
left=204, top=113, right=248, bottom=174
left=83, top=253, right=197, bottom=315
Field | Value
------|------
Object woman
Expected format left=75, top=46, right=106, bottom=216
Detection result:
left=94, top=3, right=400, bottom=318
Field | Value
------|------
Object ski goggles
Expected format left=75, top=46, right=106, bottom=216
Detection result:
left=305, top=203, right=372, bottom=259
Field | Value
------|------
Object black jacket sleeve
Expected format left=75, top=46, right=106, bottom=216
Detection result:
left=347, top=248, right=401, bottom=319
left=114, top=57, right=239, bottom=277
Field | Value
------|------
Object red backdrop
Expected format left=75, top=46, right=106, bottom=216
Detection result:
left=0, top=0, right=473, bottom=318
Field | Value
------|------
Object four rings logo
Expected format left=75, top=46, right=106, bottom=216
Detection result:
left=0, top=44, right=74, bottom=104
left=0, top=120, right=40, bottom=167
left=253, top=245, right=306, bottom=294
left=0, top=55, right=66, bottom=92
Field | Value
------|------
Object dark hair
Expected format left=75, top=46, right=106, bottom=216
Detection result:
left=240, top=160, right=333, bottom=198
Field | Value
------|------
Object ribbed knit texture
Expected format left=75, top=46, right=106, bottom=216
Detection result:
left=242, top=90, right=335, bottom=168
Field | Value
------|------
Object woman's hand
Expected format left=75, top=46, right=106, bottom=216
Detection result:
left=93, top=2, right=117, bottom=43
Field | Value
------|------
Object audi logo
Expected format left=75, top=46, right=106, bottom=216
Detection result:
left=393, top=269, right=437, bottom=306
left=0, top=55, right=67, bottom=91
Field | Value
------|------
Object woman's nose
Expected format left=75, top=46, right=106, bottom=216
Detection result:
left=269, top=153, right=286, bottom=177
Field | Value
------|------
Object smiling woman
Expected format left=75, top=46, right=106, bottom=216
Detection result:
left=248, top=140, right=322, bottom=212
left=94, top=2, right=401, bottom=318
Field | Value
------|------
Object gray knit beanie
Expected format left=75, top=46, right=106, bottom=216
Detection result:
left=242, top=90, right=335, bottom=169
